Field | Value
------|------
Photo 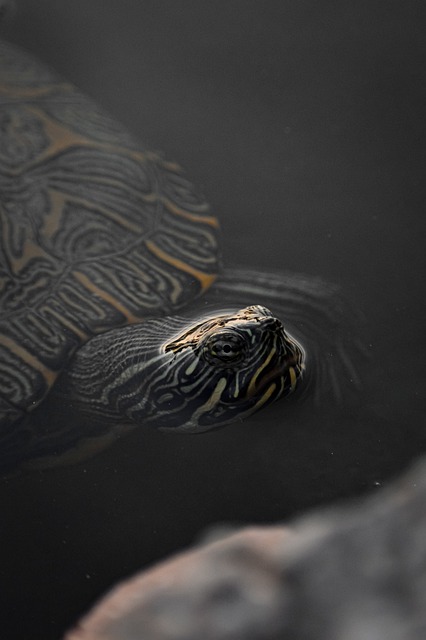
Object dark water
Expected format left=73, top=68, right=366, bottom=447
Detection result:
left=1, top=2, right=426, bottom=638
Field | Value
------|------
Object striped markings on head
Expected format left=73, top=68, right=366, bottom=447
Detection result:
left=251, top=382, right=278, bottom=412
left=247, top=346, right=277, bottom=396
left=289, top=365, right=298, bottom=392
left=163, top=377, right=228, bottom=432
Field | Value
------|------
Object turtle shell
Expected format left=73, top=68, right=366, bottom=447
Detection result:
left=0, top=40, right=220, bottom=429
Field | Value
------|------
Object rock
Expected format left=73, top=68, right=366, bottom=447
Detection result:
left=65, top=458, right=426, bottom=640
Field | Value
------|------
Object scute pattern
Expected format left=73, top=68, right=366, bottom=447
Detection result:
left=0, top=39, right=220, bottom=424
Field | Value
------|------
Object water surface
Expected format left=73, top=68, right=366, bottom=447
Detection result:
left=1, top=2, right=425, bottom=638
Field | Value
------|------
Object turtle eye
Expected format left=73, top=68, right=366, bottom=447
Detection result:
left=202, top=331, right=247, bottom=367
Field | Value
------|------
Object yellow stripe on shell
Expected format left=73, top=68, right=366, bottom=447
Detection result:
left=162, top=197, right=220, bottom=229
left=43, top=189, right=144, bottom=239
left=0, top=335, right=57, bottom=392
left=6, top=236, right=50, bottom=273
left=42, top=307, right=89, bottom=342
left=72, top=270, right=141, bottom=325
left=21, top=107, right=151, bottom=169
left=145, top=240, right=217, bottom=293
left=23, top=106, right=107, bottom=165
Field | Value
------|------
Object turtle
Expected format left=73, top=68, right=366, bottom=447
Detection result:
left=0, top=37, right=358, bottom=473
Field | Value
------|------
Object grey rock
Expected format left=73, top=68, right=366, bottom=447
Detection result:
left=65, top=458, right=426, bottom=640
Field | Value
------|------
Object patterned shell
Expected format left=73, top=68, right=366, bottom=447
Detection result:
left=0, top=40, right=221, bottom=429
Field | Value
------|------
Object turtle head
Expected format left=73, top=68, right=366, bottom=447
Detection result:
left=150, top=305, right=305, bottom=432
left=60, top=306, right=305, bottom=434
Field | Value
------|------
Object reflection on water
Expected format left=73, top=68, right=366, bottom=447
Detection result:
left=1, top=2, right=425, bottom=640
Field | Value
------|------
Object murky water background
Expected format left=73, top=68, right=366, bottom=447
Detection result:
left=1, top=2, right=426, bottom=638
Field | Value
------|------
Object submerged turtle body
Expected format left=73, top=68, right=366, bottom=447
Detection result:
left=0, top=39, right=219, bottom=424
left=0, top=40, right=307, bottom=471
